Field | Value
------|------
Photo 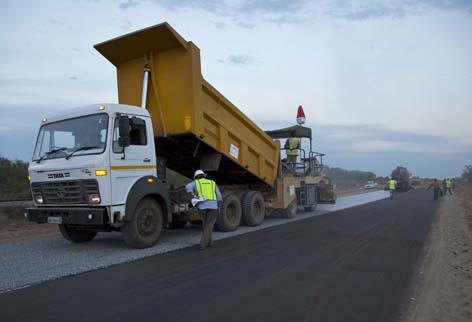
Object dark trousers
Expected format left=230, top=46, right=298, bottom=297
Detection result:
left=445, top=187, right=452, bottom=195
left=198, top=208, right=218, bottom=248
left=434, top=188, right=440, bottom=200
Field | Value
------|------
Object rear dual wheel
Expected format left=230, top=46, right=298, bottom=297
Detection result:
left=215, top=191, right=266, bottom=231
left=216, top=193, right=241, bottom=232
left=242, top=191, right=265, bottom=226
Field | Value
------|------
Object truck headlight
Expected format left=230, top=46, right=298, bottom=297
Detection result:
left=88, top=194, right=101, bottom=204
left=35, top=195, right=44, bottom=204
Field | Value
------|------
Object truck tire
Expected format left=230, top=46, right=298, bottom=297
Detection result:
left=168, top=221, right=187, bottom=229
left=122, top=197, right=163, bottom=249
left=242, top=191, right=265, bottom=226
left=59, top=224, right=97, bottom=243
left=216, top=192, right=241, bottom=232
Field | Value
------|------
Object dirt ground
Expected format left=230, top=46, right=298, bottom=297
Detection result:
left=403, top=184, right=472, bottom=322
left=0, top=202, right=58, bottom=242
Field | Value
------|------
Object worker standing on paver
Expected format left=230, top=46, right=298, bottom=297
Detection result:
left=445, top=178, right=453, bottom=195
left=427, top=179, right=441, bottom=200
left=186, top=170, right=222, bottom=250
left=388, top=177, right=397, bottom=199
left=285, top=137, right=300, bottom=165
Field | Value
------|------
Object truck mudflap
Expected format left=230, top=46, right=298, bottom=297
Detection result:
left=26, top=207, right=106, bottom=225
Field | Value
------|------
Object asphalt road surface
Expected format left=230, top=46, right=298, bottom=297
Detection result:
left=0, top=190, right=438, bottom=322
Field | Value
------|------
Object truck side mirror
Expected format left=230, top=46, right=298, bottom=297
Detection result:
left=118, top=115, right=130, bottom=147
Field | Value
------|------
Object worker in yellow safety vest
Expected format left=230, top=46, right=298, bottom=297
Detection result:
left=185, top=169, right=222, bottom=250
left=388, top=178, right=397, bottom=199
left=285, top=137, right=300, bottom=164
left=445, top=178, right=453, bottom=195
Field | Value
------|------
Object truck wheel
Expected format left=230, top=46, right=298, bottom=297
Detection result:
left=281, top=201, right=297, bottom=219
left=59, top=225, right=97, bottom=243
left=242, top=191, right=265, bottom=226
left=122, top=198, right=163, bottom=249
left=216, top=192, right=241, bottom=232
left=168, top=221, right=187, bottom=229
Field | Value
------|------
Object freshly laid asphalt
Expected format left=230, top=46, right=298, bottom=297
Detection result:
left=0, top=190, right=438, bottom=322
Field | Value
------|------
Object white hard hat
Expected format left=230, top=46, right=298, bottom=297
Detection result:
left=194, top=169, right=205, bottom=178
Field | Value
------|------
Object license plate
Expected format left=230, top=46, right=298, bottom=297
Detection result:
left=47, top=217, right=62, bottom=224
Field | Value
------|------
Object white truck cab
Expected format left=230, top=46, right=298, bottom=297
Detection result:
left=27, top=103, right=172, bottom=248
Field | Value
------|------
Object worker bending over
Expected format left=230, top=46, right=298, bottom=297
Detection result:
left=186, top=170, right=222, bottom=250
left=388, top=177, right=397, bottom=199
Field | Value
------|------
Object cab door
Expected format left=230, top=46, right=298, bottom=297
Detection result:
left=110, top=114, right=156, bottom=205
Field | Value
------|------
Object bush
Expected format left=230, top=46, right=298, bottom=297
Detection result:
left=0, top=156, right=30, bottom=199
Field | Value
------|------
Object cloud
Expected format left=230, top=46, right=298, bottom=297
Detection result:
left=325, top=0, right=472, bottom=21
left=235, top=21, right=256, bottom=29
left=118, top=0, right=306, bottom=27
left=120, top=19, right=133, bottom=30
left=347, top=140, right=454, bottom=154
left=326, top=2, right=407, bottom=21
left=118, top=0, right=141, bottom=10
left=211, top=21, right=226, bottom=29
left=48, top=18, right=65, bottom=26
left=234, top=0, right=306, bottom=14
left=218, top=54, right=261, bottom=66
left=264, top=15, right=306, bottom=25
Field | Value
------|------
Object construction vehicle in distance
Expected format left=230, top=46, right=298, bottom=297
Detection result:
left=25, top=22, right=335, bottom=248
left=391, top=166, right=412, bottom=192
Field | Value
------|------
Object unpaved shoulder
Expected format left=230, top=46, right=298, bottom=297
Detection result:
left=403, top=191, right=472, bottom=322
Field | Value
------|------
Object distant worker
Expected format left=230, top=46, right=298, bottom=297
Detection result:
left=442, top=179, right=447, bottom=196
left=445, top=178, right=453, bottom=195
left=185, top=170, right=222, bottom=250
left=388, top=177, right=397, bottom=199
left=427, top=179, right=441, bottom=200
left=285, top=137, right=300, bottom=164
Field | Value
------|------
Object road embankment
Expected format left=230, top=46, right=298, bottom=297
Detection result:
left=403, top=185, right=472, bottom=322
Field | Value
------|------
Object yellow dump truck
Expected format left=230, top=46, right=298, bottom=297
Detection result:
left=25, top=23, right=335, bottom=248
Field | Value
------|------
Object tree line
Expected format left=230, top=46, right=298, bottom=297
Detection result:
left=0, top=156, right=30, bottom=199
left=323, top=166, right=376, bottom=190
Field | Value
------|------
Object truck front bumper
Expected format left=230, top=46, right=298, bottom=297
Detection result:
left=26, top=207, right=106, bottom=225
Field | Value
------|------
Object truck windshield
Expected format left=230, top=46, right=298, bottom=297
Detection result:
left=32, top=114, right=109, bottom=161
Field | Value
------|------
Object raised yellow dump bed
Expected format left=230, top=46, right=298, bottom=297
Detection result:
left=95, top=22, right=279, bottom=187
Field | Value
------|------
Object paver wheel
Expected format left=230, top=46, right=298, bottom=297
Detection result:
left=281, top=201, right=297, bottom=219
left=216, top=192, right=241, bottom=232
left=59, top=224, right=97, bottom=243
left=304, top=204, right=317, bottom=212
left=122, top=198, right=163, bottom=248
left=242, top=191, right=265, bottom=226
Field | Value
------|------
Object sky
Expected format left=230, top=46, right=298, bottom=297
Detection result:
left=0, top=0, right=471, bottom=178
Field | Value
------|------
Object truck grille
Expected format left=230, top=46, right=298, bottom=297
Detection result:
left=31, top=180, right=99, bottom=204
